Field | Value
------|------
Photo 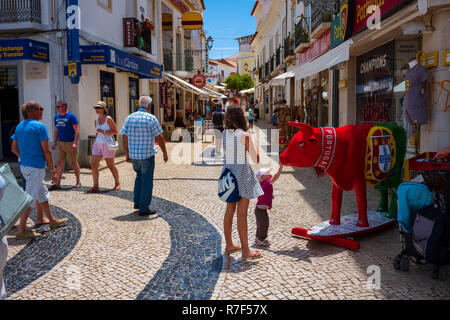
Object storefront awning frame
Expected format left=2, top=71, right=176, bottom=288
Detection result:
left=294, top=39, right=353, bottom=81
left=163, top=73, right=210, bottom=98
left=270, top=71, right=295, bottom=86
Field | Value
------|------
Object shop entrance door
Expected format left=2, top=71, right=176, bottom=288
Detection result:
left=0, top=67, right=20, bottom=160
left=129, top=77, right=139, bottom=114
left=100, top=71, right=116, bottom=122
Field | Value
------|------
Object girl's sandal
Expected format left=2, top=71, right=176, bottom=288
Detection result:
left=86, top=187, right=100, bottom=194
left=243, top=250, right=262, bottom=260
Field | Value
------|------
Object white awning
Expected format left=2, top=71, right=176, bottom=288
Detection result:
left=270, top=70, right=295, bottom=86
left=294, top=40, right=353, bottom=80
left=163, top=73, right=210, bottom=98
left=240, top=88, right=255, bottom=94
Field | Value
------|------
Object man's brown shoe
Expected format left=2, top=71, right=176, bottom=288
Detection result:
left=16, top=230, right=41, bottom=240
left=50, top=218, right=68, bottom=230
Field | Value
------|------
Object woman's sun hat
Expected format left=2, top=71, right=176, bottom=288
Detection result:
left=93, top=101, right=107, bottom=109
left=255, top=168, right=272, bottom=180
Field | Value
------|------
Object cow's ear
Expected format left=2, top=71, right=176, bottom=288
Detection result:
left=288, top=122, right=314, bottom=137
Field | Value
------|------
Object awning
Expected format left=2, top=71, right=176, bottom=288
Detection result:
left=80, top=45, right=162, bottom=79
left=270, top=71, right=295, bottom=86
left=163, top=73, right=210, bottom=98
left=294, top=40, right=353, bottom=80
left=0, top=38, right=49, bottom=63
left=240, top=88, right=255, bottom=94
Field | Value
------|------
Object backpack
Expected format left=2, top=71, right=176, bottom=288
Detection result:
left=218, top=169, right=241, bottom=203
left=412, top=205, right=450, bottom=267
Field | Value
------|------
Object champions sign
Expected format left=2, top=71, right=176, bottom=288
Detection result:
left=314, top=128, right=337, bottom=177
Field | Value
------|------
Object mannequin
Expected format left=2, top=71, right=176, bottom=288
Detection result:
left=405, top=57, right=428, bottom=153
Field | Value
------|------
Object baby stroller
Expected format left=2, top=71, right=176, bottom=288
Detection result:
left=394, top=172, right=450, bottom=281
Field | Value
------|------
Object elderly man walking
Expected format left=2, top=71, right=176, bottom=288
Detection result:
left=11, top=101, right=67, bottom=239
left=50, top=101, right=81, bottom=190
left=122, top=96, right=168, bottom=216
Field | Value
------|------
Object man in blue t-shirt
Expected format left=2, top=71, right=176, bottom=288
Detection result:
left=50, top=101, right=81, bottom=190
left=11, top=101, right=67, bottom=239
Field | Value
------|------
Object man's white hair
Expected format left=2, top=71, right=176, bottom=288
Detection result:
left=139, top=96, right=152, bottom=109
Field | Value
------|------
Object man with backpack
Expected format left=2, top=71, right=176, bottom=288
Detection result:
left=212, top=105, right=225, bottom=156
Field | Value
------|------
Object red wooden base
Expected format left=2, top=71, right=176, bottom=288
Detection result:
left=292, top=227, right=361, bottom=251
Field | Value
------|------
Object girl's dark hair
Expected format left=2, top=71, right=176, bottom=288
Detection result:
left=224, top=106, right=248, bottom=131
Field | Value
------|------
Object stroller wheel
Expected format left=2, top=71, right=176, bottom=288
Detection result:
left=400, top=256, right=410, bottom=272
left=393, top=255, right=402, bottom=270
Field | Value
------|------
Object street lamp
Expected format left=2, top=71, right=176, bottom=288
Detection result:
left=207, top=36, right=214, bottom=50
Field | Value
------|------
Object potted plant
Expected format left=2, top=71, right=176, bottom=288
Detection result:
left=134, top=21, right=144, bottom=49
left=143, top=17, right=154, bottom=31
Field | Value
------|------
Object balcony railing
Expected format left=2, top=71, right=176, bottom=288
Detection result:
left=269, top=56, right=274, bottom=74
left=275, top=46, right=282, bottom=67
left=284, top=34, right=294, bottom=58
left=294, top=20, right=309, bottom=48
left=0, top=0, right=41, bottom=23
left=258, top=66, right=263, bottom=82
left=311, top=2, right=333, bottom=33
left=163, top=53, right=173, bottom=72
left=264, top=62, right=269, bottom=79
left=185, top=54, right=194, bottom=72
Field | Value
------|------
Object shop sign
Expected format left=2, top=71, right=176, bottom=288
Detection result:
left=26, top=63, right=47, bottom=80
left=338, top=80, right=348, bottom=89
left=444, top=50, right=450, bottom=66
left=160, top=82, right=169, bottom=108
left=192, top=74, right=206, bottom=88
left=420, top=52, right=438, bottom=69
left=298, top=30, right=331, bottom=66
left=331, top=0, right=355, bottom=49
left=66, top=0, right=81, bottom=84
left=0, top=39, right=49, bottom=62
left=181, top=11, right=203, bottom=30
left=162, top=13, right=173, bottom=31
left=123, top=18, right=135, bottom=47
left=356, top=41, right=395, bottom=124
left=80, top=45, right=162, bottom=79
left=353, top=0, right=414, bottom=35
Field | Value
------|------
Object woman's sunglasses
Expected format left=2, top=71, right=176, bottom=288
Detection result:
left=94, top=107, right=104, bottom=110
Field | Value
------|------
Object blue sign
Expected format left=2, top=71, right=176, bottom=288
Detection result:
left=80, top=45, right=162, bottom=79
left=66, top=0, right=80, bottom=84
left=0, top=39, right=49, bottom=62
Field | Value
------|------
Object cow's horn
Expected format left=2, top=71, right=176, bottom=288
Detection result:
left=288, top=122, right=314, bottom=137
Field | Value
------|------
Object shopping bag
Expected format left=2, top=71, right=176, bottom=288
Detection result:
left=0, top=164, right=33, bottom=239
left=218, top=169, right=241, bottom=203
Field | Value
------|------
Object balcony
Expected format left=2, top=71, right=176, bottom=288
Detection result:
left=0, top=0, right=41, bottom=23
left=264, top=62, right=269, bottom=80
left=269, top=56, right=274, bottom=74
left=294, top=21, right=310, bottom=53
left=283, top=34, right=295, bottom=64
left=310, top=4, right=332, bottom=40
left=123, top=18, right=152, bottom=56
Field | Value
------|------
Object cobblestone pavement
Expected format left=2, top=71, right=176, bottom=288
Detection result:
left=4, top=122, right=450, bottom=300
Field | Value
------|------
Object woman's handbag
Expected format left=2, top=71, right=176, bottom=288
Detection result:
left=0, top=164, right=34, bottom=239
left=106, top=136, right=119, bottom=152
left=218, top=169, right=241, bottom=203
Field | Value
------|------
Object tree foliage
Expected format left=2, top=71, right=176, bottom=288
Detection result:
left=224, top=73, right=254, bottom=91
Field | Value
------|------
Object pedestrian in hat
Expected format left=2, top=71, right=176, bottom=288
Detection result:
left=254, top=165, right=283, bottom=247
left=87, top=101, right=120, bottom=193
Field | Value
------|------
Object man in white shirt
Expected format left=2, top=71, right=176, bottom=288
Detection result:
left=0, top=175, right=8, bottom=299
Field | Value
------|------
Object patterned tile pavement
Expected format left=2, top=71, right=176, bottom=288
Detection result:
left=4, top=122, right=450, bottom=300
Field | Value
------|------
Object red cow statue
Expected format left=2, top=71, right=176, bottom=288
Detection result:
left=280, top=122, right=396, bottom=228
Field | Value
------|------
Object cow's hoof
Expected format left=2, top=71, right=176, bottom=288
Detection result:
left=356, top=221, right=369, bottom=228
left=329, top=219, right=341, bottom=225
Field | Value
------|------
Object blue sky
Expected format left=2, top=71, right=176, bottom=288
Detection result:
left=204, top=0, right=256, bottom=59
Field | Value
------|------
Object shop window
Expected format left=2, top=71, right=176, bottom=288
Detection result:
left=129, top=77, right=139, bottom=114
left=100, top=71, right=116, bottom=122
left=0, top=67, right=19, bottom=160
